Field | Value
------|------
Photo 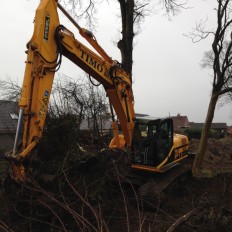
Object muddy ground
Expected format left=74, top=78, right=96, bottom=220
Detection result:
left=0, top=137, right=232, bottom=232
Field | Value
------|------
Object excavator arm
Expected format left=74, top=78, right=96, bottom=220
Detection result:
left=55, top=24, right=135, bottom=145
left=6, top=0, right=135, bottom=181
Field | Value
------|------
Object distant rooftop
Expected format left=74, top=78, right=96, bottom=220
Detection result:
left=189, top=122, right=227, bottom=129
left=0, top=100, right=19, bottom=134
left=170, top=114, right=189, bottom=131
left=135, top=113, right=149, bottom=118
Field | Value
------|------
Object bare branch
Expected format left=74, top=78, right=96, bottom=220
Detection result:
left=0, top=78, right=21, bottom=102
left=161, top=0, right=188, bottom=16
left=184, top=18, right=215, bottom=43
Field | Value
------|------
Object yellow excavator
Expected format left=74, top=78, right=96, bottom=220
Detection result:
left=5, top=0, right=189, bottom=182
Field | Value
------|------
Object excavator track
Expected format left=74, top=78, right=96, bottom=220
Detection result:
left=130, top=155, right=194, bottom=209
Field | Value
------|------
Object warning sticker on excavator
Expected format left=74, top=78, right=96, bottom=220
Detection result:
left=44, top=13, right=50, bottom=41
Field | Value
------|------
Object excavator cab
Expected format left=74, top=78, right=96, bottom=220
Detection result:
left=131, top=116, right=188, bottom=172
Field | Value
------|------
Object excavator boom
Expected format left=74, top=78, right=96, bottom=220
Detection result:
left=6, top=0, right=135, bottom=181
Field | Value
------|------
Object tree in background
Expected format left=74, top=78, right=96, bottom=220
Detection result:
left=62, top=0, right=187, bottom=78
left=50, top=74, right=87, bottom=126
left=47, top=74, right=110, bottom=137
left=116, top=0, right=187, bottom=78
left=0, top=77, right=21, bottom=102
left=84, top=77, right=110, bottom=137
left=186, top=0, right=232, bottom=176
left=0, top=75, right=110, bottom=138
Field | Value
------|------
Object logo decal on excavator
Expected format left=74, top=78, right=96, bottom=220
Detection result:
left=80, top=51, right=103, bottom=73
left=38, top=91, right=49, bottom=118
left=44, top=13, right=50, bottom=41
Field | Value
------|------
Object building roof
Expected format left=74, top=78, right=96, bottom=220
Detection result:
left=189, top=122, right=227, bottom=130
left=170, top=114, right=189, bottom=131
left=211, top=123, right=228, bottom=129
left=0, top=100, right=19, bottom=134
left=135, top=113, right=149, bottom=118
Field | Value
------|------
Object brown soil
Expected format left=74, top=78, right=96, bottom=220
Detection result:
left=0, top=137, right=232, bottom=232
left=189, top=138, right=232, bottom=175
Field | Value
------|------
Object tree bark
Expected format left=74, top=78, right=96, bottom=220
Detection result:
left=192, top=92, right=219, bottom=176
left=117, top=0, right=134, bottom=80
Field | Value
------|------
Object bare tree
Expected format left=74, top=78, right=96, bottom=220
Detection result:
left=50, top=74, right=87, bottom=126
left=84, top=77, right=110, bottom=137
left=49, top=74, right=110, bottom=137
left=0, top=77, right=21, bottom=102
left=118, top=0, right=188, bottom=78
left=64, top=0, right=187, bottom=79
left=186, top=0, right=232, bottom=176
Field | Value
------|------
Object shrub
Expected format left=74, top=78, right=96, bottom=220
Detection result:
left=184, top=128, right=202, bottom=140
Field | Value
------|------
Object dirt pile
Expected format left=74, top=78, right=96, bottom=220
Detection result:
left=189, top=138, right=232, bottom=175
left=0, top=137, right=232, bottom=231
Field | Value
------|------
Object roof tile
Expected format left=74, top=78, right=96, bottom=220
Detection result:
left=0, top=100, right=19, bottom=134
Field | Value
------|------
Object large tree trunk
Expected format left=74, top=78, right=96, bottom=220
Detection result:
left=192, top=93, right=219, bottom=176
left=117, top=0, right=134, bottom=79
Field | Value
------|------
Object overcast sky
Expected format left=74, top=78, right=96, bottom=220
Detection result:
left=0, top=0, right=231, bottom=125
